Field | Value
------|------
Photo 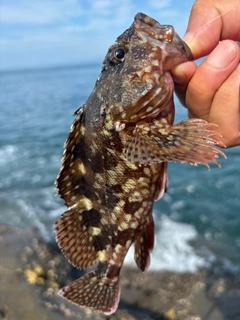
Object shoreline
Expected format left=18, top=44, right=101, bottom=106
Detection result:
left=0, top=224, right=240, bottom=320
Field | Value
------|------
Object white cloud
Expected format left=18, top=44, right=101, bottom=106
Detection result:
left=0, top=0, right=133, bottom=26
left=0, top=0, right=84, bottom=24
left=149, top=0, right=172, bottom=9
left=158, top=10, right=179, bottom=18
left=147, top=0, right=180, bottom=21
left=91, top=0, right=115, bottom=16
left=0, top=0, right=192, bottom=70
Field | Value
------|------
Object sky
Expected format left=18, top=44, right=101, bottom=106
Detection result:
left=0, top=0, right=195, bottom=71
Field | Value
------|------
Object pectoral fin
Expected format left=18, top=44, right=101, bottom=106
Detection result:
left=124, top=119, right=226, bottom=168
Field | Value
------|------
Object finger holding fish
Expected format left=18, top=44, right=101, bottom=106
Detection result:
left=172, top=0, right=240, bottom=147
left=184, top=0, right=240, bottom=59
left=174, top=41, right=240, bottom=148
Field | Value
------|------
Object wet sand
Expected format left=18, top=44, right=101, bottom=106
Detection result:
left=0, top=224, right=240, bottom=320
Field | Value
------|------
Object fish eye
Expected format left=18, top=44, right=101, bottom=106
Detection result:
left=114, top=48, right=126, bottom=61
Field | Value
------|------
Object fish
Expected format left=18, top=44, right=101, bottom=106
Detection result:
left=54, top=12, right=226, bottom=315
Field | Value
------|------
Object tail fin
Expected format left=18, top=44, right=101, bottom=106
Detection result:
left=59, top=271, right=121, bottom=315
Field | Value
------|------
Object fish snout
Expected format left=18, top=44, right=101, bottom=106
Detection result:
left=172, top=33, right=193, bottom=61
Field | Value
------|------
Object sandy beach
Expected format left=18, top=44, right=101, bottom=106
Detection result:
left=0, top=224, right=240, bottom=320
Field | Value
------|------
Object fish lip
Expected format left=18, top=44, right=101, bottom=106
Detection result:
left=134, top=12, right=162, bottom=28
left=185, top=42, right=193, bottom=61
left=134, top=13, right=174, bottom=44
left=184, top=42, right=193, bottom=61
left=134, top=12, right=193, bottom=62
left=173, top=33, right=193, bottom=61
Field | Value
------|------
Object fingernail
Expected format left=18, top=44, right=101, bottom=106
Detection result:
left=207, top=41, right=237, bottom=69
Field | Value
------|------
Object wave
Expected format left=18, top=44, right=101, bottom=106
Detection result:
left=125, top=214, right=207, bottom=272
left=0, top=145, right=19, bottom=166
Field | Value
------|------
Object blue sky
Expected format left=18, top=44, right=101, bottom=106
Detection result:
left=0, top=0, right=195, bottom=71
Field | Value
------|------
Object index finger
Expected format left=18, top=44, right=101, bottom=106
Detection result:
left=184, top=0, right=240, bottom=59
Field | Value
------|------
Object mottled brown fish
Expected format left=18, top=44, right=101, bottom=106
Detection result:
left=54, top=12, right=225, bottom=315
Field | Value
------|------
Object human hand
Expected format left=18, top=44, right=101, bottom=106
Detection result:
left=172, top=0, right=240, bottom=147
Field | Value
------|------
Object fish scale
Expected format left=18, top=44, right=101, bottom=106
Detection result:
left=54, top=12, right=226, bottom=315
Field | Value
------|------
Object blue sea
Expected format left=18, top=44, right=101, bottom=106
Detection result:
left=0, top=64, right=240, bottom=274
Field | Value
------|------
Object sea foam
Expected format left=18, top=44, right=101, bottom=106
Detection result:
left=125, top=214, right=207, bottom=272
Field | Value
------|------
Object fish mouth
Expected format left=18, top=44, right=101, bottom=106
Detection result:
left=134, top=12, right=193, bottom=62
left=134, top=12, right=174, bottom=43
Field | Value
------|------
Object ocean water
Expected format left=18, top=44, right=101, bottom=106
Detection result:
left=0, top=65, right=240, bottom=274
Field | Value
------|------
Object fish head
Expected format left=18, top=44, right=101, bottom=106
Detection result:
left=94, top=12, right=192, bottom=123
left=133, top=12, right=192, bottom=70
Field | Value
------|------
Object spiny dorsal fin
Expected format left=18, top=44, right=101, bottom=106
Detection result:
left=56, top=106, right=86, bottom=208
